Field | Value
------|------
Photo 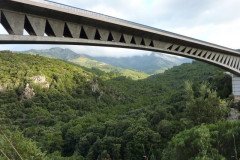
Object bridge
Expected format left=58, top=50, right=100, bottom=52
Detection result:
left=1, top=0, right=240, bottom=100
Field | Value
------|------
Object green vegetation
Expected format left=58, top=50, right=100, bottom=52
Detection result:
left=70, top=56, right=149, bottom=80
left=0, top=51, right=238, bottom=160
left=162, top=121, right=240, bottom=160
left=185, top=81, right=229, bottom=125
left=0, top=127, right=48, bottom=160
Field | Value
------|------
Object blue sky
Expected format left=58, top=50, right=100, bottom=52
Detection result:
left=0, top=0, right=239, bottom=57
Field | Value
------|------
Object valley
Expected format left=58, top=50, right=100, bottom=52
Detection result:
left=24, top=47, right=191, bottom=79
left=0, top=51, right=238, bottom=160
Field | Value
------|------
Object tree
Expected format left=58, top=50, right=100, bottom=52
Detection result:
left=162, top=121, right=240, bottom=160
left=184, top=81, right=229, bottom=125
left=0, top=128, right=48, bottom=160
left=40, top=131, right=64, bottom=154
left=157, top=119, right=172, bottom=138
left=162, top=125, right=225, bottom=160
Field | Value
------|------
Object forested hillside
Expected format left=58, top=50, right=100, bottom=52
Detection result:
left=0, top=51, right=239, bottom=160
left=24, top=47, right=191, bottom=77
left=70, top=56, right=149, bottom=80
left=24, top=48, right=149, bottom=80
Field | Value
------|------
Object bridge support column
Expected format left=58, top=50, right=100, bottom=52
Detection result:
left=232, top=74, right=240, bottom=102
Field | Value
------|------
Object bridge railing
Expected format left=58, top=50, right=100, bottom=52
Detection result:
left=26, top=0, right=238, bottom=52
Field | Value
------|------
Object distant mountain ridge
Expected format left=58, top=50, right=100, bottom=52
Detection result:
left=70, top=56, right=149, bottom=80
left=87, top=53, right=192, bottom=74
left=24, top=48, right=80, bottom=60
left=23, top=48, right=149, bottom=80
left=23, top=47, right=192, bottom=75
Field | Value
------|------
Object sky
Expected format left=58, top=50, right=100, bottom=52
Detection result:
left=0, top=0, right=239, bottom=57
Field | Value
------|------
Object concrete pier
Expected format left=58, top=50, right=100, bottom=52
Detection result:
left=232, top=74, right=240, bottom=102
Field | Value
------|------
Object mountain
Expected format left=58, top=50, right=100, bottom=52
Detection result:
left=70, top=56, right=149, bottom=80
left=24, top=47, right=191, bottom=75
left=24, top=47, right=80, bottom=60
left=0, top=51, right=234, bottom=159
left=24, top=48, right=149, bottom=80
left=88, top=52, right=192, bottom=74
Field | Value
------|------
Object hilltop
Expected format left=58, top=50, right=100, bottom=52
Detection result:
left=24, top=47, right=80, bottom=60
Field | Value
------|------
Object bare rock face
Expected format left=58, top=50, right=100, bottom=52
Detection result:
left=90, top=78, right=99, bottom=92
left=227, top=108, right=240, bottom=121
left=31, top=76, right=46, bottom=83
left=30, top=75, right=49, bottom=88
left=20, top=83, right=35, bottom=100
left=91, top=83, right=99, bottom=92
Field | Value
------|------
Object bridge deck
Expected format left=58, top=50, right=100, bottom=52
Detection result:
left=4, top=0, right=240, bottom=55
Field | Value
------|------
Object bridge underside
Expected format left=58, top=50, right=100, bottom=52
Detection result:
left=0, top=0, right=240, bottom=76
left=0, top=34, right=239, bottom=76
left=0, top=4, right=240, bottom=76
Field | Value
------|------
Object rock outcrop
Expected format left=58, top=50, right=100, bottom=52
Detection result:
left=31, top=76, right=46, bottom=83
left=20, top=83, right=35, bottom=100
left=90, top=79, right=99, bottom=92
left=91, top=83, right=99, bottom=92
left=227, top=108, right=240, bottom=121
left=30, top=75, right=49, bottom=88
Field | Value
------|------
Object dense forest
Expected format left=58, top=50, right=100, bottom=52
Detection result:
left=0, top=51, right=239, bottom=160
